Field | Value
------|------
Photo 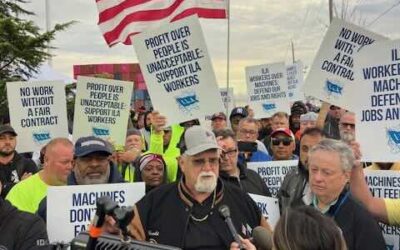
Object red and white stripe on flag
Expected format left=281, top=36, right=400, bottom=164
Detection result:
left=96, top=0, right=227, bottom=47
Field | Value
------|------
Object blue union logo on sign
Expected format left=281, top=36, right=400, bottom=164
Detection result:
left=33, top=132, right=51, bottom=144
left=92, top=127, right=109, bottom=136
left=325, top=80, right=343, bottom=95
left=387, top=127, right=400, bottom=153
left=262, top=103, right=276, bottom=112
left=176, top=95, right=199, bottom=107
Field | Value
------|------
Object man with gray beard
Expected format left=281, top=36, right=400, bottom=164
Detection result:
left=126, top=126, right=271, bottom=249
left=339, top=112, right=356, bottom=144
left=69, top=136, right=124, bottom=185
left=36, top=136, right=124, bottom=222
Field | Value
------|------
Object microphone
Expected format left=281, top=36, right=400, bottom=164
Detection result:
left=87, top=196, right=114, bottom=249
left=218, top=205, right=244, bottom=249
left=252, top=226, right=273, bottom=250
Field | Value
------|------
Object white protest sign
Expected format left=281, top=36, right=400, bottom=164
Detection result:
left=134, top=16, right=224, bottom=125
left=247, top=160, right=298, bottom=197
left=6, top=81, right=68, bottom=152
left=220, top=87, right=235, bottom=114
left=365, top=170, right=400, bottom=250
left=287, top=61, right=304, bottom=101
left=348, top=40, right=400, bottom=162
left=303, top=18, right=385, bottom=109
left=47, top=182, right=145, bottom=243
left=73, top=76, right=133, bottom=147
left=204, top=88, right=234, bottom=121
left=249, top=194, right=280, bottom=228
left=245, top=62, right=290, bottom=119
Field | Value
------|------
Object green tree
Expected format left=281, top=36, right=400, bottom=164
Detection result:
left=0, top=0, right=73, bottom=120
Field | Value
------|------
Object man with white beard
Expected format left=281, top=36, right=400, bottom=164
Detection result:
left=126, top=126, right=271, bottom=249
left=339, top=112, right=356, bottom=144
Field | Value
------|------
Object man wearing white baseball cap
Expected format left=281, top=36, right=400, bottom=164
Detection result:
left=122, top=126, right=271, bottom=249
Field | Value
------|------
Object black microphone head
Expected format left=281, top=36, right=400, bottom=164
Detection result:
left=218, top=205, right=230, bottom=219
left=252, top=226, right=273, bottom=250
left=96, top=196, right=113, bottom=215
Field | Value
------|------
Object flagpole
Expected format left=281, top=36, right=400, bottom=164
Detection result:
left=225, top=0, right=231, bottom=116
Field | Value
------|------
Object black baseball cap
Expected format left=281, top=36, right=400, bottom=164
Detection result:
left=229, top=107, right=248, bottom=120
left=0, top=125, right=17, bottom=136
left=74, top=136, right=112, bottom=157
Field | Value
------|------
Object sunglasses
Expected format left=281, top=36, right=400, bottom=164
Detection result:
left=340, top=122, right=355, bottom=129
left=271, top=138, right=293, bottom=146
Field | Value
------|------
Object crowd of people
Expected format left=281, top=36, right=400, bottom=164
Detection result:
left=0, top=100, right=399, bottom=250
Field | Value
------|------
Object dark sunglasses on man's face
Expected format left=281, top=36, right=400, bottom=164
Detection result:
left=271, top=137, right=293, bottom=146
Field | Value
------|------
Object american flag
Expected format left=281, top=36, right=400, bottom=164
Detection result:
left=96, top=0, right=228, bottom=47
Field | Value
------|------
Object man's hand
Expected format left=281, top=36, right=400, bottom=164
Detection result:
left=150, top=111, right=167, bottom=134
left=230, top=236, right=256, bottom=250
left=117, top=148, right=141, bottom=163
left=349, top=141, right=362, bottom=169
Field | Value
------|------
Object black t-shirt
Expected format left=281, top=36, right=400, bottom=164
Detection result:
left=0, top=153, right=38, bottom=198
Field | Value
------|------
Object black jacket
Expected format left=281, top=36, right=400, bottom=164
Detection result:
left=327, top=192, right=386, bottom=250
left=132, top=178, right=264, bottom=249
left=0, top=198, right=48, bottom=250
left=277, top=162, right=309, bottom=213
left=0, top=152, right=38, bottom=198
left=220, top=162, right=271, bottom=197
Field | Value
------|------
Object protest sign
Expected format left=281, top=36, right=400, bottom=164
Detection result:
left=47, top=182, right=145, bottom=243
left=286, top=61, right=304, bottom=101
left=220, top=87, right=235, bottom=114
left=245, top=62, right=290, bottom=118
left=73, top=76, right=133, bottom=148
left=348, top=40, right=400, bottom=162
left=365, top=170, right=400, bottom=249
left=247, top=160, right=298, bottom=197
left=6, top=81, right=68, bottom=152
left=303, top=18, right=385, bottom=109
left=204, top=88, right=234, bottom=121
left=249, top=194, right=280, bottom=228
left=133, top=16, right=224, bottom=125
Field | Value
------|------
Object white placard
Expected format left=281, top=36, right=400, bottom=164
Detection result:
left=365, top=170, right=400, bottom=250
left=349, top=40, right=400, bottom=162
left=6, top=81, right=68, bottom=152
left=287, top=61, right=304, bottom=101
left=73, top=76, right=133, bottom=147
left=133, top=16, right=224, bottom=125
left=245, top=62, right=290, bottom=118
left=47, top=182, right=145, bottom=243
left=247, top=160, right=298, bottom=197
left=204, top=88, right=234, bottom=121
left=249, top=193, right=280, bottom=228
left=220, top=87, right=235, bottom=114
left=303, top=18, right=385, bottom=109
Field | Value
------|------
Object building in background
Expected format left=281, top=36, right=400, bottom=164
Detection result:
left=73, top=63, right=151, bottom=111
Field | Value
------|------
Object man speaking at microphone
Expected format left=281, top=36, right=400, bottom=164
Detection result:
left=127, top=126, right=271, bottom=249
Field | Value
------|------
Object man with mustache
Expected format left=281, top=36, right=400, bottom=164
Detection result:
left=127, top=126, right=271, bottom=249
left=69, top=136, right=124, bottom=185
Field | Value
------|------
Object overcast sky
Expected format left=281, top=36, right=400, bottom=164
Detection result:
left=25, top=0, right=400, bottom=102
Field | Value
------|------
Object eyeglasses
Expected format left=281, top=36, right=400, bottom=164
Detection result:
left=340, top=122, right=355, bottom=129
left=239, top=129, right=257, bottom=135
left=221, top=149, right=238, bottom=158
left=271, top=138, right=293, bottom=146
left=330, top=106, right=341, bottom=110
